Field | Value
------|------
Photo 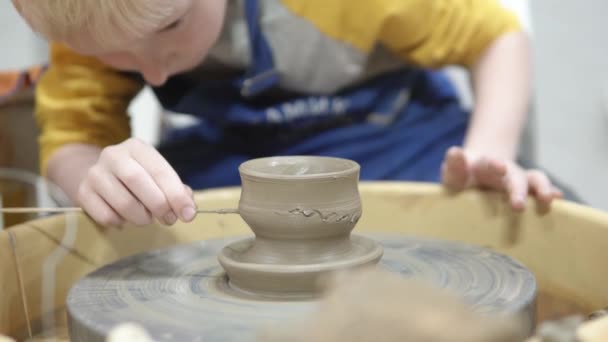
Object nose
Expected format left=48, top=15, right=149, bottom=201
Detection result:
left=139, top=61, right=168, bottom=87
left=97, top=50, right=169, bottom=86
left=134, top=54, right=169, bottom=86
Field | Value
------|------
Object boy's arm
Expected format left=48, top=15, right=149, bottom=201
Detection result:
left=444, top=31, right=550, bottom=210
left=466, top=30, right=529, bottom=162
left=282, top=0, right=523, bottom=158
left=281, top=0, right=557, bottom=208
left=378, top=0, right=559, bottom=207
left=376, top=0, right=558, bottom=208
left=37, top=44, right=197, bottom=226
left=36, top=43, right=143, bottom=200
left=374, top=0, right=527, bottom=161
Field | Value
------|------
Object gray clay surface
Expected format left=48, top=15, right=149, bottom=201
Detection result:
left=67, top=233, right=537, bottom=342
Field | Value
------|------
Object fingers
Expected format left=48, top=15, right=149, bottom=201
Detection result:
left=552, top=186, right=564, bottom=199
left=474, top=157, right=529, bottom=211
left=501, top=164, right=528, bottom=211
left=88, top=164, right=153, bottom=226
left=126, top=139, right=197, bottom=222
left=78, top=138, right=196, bottom=227
left=472, top=156, right=507, bottom=189
left=107, top=154, right=176, bottom=226
left=441, top=147, right=470, bottom=190
left=528, top=170, right=563, bottom=208
left=184, top=185, right=195, bottom=205
left=77, top=182, right=123, bottom=227
left=446, top=147, right=563, bottom=212
left=185, top=185, right=194, bottom=197
left=527, top=170, right=553, bottom=205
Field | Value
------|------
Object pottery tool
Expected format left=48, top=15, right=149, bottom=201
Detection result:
left=0, top=207, right=239, bottom=215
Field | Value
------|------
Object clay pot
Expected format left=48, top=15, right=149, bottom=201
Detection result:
left=238, top=156, right=362, bottom=255
left=218, top=156, right=383, bottom=298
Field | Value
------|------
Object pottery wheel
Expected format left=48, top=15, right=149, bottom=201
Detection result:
left=67, top=234, right=537, bottom=341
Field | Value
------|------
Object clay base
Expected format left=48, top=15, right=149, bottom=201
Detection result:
left=218, top=235, right=383, bottom=298
left=66, top=234, right=537, bottom=342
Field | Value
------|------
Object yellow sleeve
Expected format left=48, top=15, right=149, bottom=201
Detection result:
left=35, top=43, right=143, bottom=174
left=281, top=0, right=522, bottom=68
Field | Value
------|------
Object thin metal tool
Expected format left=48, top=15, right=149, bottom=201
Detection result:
left=0, top=207, right=239, bottom=215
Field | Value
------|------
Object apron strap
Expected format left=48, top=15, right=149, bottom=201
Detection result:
left=240, top=0, right=280, bottom=97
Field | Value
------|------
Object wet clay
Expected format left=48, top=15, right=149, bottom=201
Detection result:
left=218, top=156, right=383, bottom=297
left=66, top=234, right=537, bottom=342
left=259, top=267, right=529, bottom=342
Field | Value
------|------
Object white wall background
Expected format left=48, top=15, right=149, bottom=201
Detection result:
left=0, top=2, right=48, bottom=70
left=530, top=0, right=608, bottom=210
left=1, top=1, right=607, bottom=210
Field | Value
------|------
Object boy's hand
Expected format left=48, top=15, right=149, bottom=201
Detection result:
left=77, top=138, right=197, bottom=227
left=441, top=147, right=563, bottom=211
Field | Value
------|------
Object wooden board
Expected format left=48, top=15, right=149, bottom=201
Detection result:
left=0, top=230, right=28, bottom=338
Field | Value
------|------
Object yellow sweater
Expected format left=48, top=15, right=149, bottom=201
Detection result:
left=34, top=0, right=521, bottom=174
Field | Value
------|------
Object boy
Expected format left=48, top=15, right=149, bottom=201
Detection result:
left=13, top=0, right=562, bottom=227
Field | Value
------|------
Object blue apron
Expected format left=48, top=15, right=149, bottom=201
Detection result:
left=154, top=0, right=469, bottom=189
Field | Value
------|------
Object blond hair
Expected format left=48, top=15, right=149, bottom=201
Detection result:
left=13, top=0, right=176, bottom=49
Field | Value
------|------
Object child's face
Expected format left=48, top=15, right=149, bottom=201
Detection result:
left=69, top=0, right=226, bottom=86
